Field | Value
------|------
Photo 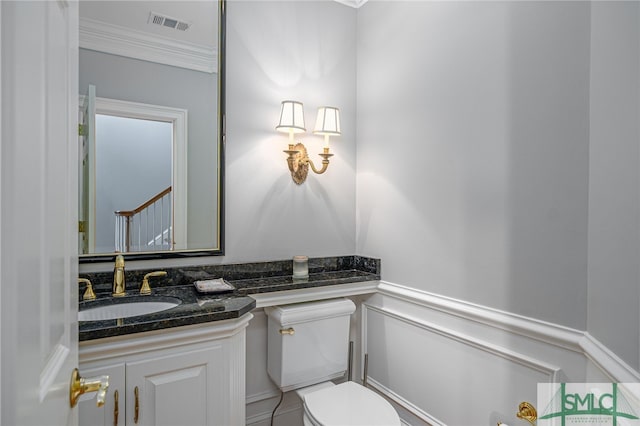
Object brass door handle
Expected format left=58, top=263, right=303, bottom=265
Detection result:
left=516, top=402, right=537, bottom=425
left=279, top=327, right=295, bottom=335
left=134, top=386, right=140, bottom=423
left=113, top=390, right=119, bottom=426
left=69, top=368, right=109, bottom=408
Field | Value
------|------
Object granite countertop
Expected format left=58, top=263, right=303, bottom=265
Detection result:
left=79, top=285, right=256, bottom=341
left=231, top=269, right=378, bottom=295
left=79, top=255, right=380, bottom=342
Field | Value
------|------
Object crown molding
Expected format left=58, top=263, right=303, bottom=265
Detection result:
left=334, top=0, right=369, bottom=9
left=79, top=17, right=217, bottom=74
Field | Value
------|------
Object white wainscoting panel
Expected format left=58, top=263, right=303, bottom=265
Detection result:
left=361, top=282, right=595, bottom=426
left=363, top=304, right=560, bottom=425
left=242, top=281, right=640, bottom=425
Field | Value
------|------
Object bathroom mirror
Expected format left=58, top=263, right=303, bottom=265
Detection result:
left=78, top=0, right=225, bottom=262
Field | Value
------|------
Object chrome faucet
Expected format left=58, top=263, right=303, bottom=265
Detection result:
left=112, top=254, right=126, bottom=297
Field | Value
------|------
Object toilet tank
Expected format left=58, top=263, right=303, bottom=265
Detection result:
left=265, top=298, right=356, bottom=392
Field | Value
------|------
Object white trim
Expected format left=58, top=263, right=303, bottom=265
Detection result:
left=580, top=333, right=640, bottom=382
left=79, top=314, right=252, bottom=363
left=363, top=303, right=563, bottom=380
left=250, top=280, right=379, bottom=308
left=376, top=280, right=640, bottom=383
left=367, top=378, right=446, bottom=426
left=0, top=0, right=3, bottom=411
left=246, top=403, right=301, bottom=426
left=246, top=389, right=281, bottom=405
left=333, top=0, right=369, bottom=9
left=80, top=95, right=189, bottom=251
left=79, top=17, right=217, bottom=74
left=241, top=280, right=640, bottom=422
left=378, top=281, right=585, bottom=352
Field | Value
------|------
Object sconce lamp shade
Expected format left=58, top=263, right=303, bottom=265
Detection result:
left=276, top=100, right=306, bottom=134
left=313, top=106, right=341, bottom=136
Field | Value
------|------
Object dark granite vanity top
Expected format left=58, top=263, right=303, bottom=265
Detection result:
left=79, top=255, right=380, bottom=342
left=78, top=286, right=256, bottom=341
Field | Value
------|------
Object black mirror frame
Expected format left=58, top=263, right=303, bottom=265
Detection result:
left=80, top=0, right=226, bottom=263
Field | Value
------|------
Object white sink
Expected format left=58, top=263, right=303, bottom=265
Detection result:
left=79, top=298, right=180, bottom=322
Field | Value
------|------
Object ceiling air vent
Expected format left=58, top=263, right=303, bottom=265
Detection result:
left=148, top=12, right=191, bottom=32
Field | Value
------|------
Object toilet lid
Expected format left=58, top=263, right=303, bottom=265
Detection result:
left=304, top=382, right=400, bottom=426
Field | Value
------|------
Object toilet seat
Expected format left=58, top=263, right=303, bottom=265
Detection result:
left=303, top=381, right=401, bottom=426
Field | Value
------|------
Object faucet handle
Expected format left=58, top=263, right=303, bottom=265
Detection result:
left=78, top=278, right=96, bottom=301
left=140, top=271, right=167, bottom=295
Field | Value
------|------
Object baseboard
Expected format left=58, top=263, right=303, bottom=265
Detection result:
left=246, top=404, right=301, bottom=426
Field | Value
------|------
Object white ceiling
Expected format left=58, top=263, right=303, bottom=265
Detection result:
left=79, top=1, right=218, bottom=48
left=79, top=0, right=369, bottom=48
left=78, top=0, right=367, bottom=73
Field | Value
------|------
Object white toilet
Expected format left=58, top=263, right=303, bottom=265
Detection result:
left=265, top=298, right=401, bottom=426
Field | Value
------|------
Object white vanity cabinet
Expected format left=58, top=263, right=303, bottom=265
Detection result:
left=78, top=363, right=125, bottom=426
left=79, top=314, right=252, bottom=426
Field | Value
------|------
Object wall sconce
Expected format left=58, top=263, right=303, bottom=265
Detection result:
left=276, top=100, right=341, bottom=184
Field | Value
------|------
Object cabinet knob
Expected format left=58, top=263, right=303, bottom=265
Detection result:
left=279, top=327, right=295, bottom=335
left=69, top=368, right=109, bottom=408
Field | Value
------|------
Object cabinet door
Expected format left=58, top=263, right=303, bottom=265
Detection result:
left=126, top=345, right=225, bottom=426
left=78, top=363, right=126, bottom=426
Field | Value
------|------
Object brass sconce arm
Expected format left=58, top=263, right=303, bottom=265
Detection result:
left=307, top=147, right=334, bottom=175
left=284, top=145, right=302, bottom=171
left=283, top=143, right=333, bottom=184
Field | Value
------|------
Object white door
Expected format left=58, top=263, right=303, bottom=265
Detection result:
left=78, top=364, right=125, bottom=426
left=79, top=84, right=96, bottom=254
left=0, top=1, right=80, bottom=425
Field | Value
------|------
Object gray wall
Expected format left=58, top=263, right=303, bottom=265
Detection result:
left=587, top=1, right=640, bottom=371
left=78, top=0, right=640, bottom=376
left=222, top=0, right=358, bottom=262
left=357, top=0, right=640, bottom=371
left=95, top=115, right=172, bottom=252
left=79, top=48, right=218, bottom=250
left=79, top=0, right=358, bottom=270
left=357, top=1, right=591, bottom=330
